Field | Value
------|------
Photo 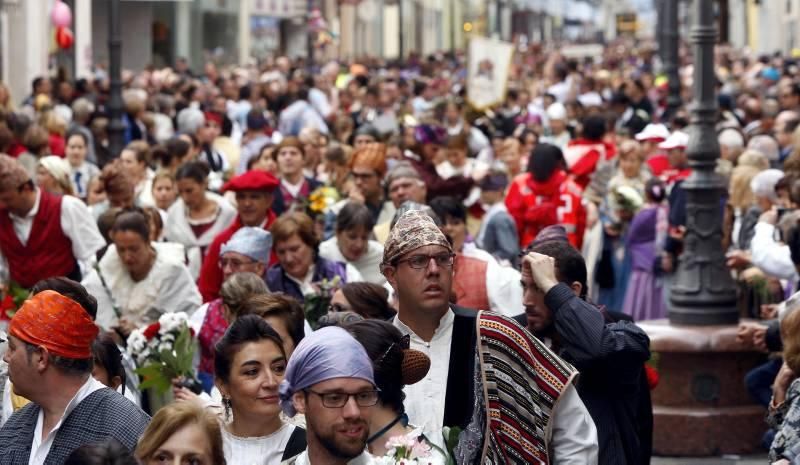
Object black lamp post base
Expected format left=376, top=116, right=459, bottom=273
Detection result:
left=668, top=303, right=739, bottom=326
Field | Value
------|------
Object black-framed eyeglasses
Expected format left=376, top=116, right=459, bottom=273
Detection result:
left=305, top=389, right=380, bottom=408
left=395, top=253, right=455, bottom=270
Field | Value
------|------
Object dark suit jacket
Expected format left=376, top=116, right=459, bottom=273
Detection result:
left=0, top=388, right=149, bottom=465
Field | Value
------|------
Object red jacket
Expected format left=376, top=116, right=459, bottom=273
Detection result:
left=646, top=153, right=671, bottom=178
left=563, top=139, right=615, bottom=189
left=505, top=171, right=586, bottom=249
left=197, top=211, right=276, bottom=302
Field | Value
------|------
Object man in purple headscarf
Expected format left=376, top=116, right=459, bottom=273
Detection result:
left=280, top=326, right=377, bottom=465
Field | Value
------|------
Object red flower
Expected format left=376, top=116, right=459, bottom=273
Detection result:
left=143, top=322, right=161, bottom=340
left=644, top=364, right=660, bottom=390
left=0, top=295, right=14, bottom=320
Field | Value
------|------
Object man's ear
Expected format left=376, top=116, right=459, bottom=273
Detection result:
left=255, top=262, right=266, bottom=278
left=35, top=347, right=50, bottom=373
left=570, top=281, right=583, bottom=298
left=383, top=266, right=397, bottom=291
left=292, top=391, right=307, bottom=415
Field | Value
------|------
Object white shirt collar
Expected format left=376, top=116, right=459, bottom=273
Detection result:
left=393, top=308, right=454, bottom=345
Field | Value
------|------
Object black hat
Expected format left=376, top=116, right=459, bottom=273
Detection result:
left=246, top=111, right=268, bottom=131
left=478, top=172, right=509, bottom=191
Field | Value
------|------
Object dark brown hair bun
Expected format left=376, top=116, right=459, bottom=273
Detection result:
left=401, top=348, right=430, bottom=385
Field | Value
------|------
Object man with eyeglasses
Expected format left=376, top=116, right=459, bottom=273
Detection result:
left=372, top=163, right=427, bottom=244
left=280, top=326, right=378, bottom=465
left=189, top=226, right=273, bottom=390
left=0, top=154, right=104, bottom=291
left=381, top=209, right=598, bottom=463
left=347, top=143, right=395, bottom=227
left=198, top=169, right=279, bottom=302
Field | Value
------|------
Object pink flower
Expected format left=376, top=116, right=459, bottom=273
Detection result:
left=410, top=440, right=432, bottom=458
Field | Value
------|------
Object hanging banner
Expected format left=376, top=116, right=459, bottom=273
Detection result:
left=467, top=37, right=514, bottom=110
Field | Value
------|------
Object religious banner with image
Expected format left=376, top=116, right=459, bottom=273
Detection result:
left=467, top=37, right=514, bottom=110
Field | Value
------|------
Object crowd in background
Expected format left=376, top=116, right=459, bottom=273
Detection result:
left=0, top=39, right=800, bottom=464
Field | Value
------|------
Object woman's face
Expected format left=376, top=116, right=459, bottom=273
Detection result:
left=501, top=144, right=521, bottom=171
left=262, top=316, right=296, bottom=358
left=523, top=133, right=537, bottom=155
left=447, top=148, right=468, bottom=167
left=146, top=423, right=214, bottom=465
left=337, top=226, right=369, bottom=262
left=619, top=152, right=643, bottom=179
left=441, top=216, right=467, bottom=252
left=252, top=149, right=278, bottom=175
left=176, top=178, right=206, bottom=210
left=152, top=178, right=177, bottom=211
left=217, top=340, right=286, bottom=422
left=35, top=166, right=60, bottom=194
left=275, top=233, right=314, bottom=279
left=120, top=150, right=145, bottom=179
left=444, top=104, right=461, bottom=125
left=276, top=146, right=304, bottom=178
left=353, top=134, right=376, bottom=149
left=329, top=289, right=352, bottom=313
left=113, top=230, right=153, bottom=279
left=386, top=145, right=403, bottom=160
left=65, top=134, right=87, bottom=167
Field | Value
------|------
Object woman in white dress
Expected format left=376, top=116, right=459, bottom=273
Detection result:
left=347, top=320, right=447, bottom=464
left=82, top=210, right=202, bottom=334
left=319, top=202, right=385, bottom=285
left=215, top=314, right=307, bottom=465
left=165, top=161, right=237, bottom=279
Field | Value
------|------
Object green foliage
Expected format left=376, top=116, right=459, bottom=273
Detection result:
left=135, top=325, right=196, bottom=394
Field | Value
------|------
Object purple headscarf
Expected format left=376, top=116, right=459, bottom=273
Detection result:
left=279, top=326, right=375, bottom=417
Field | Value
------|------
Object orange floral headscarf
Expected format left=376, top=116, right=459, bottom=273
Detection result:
left=9, top=290, right=98, bottom=359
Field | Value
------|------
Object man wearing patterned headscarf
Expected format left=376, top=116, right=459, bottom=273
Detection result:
left=382, top=209, right=598, bottom=464
left=280, top=326, right=377, bottom=465
left=0, top=291, right=150, bottom=464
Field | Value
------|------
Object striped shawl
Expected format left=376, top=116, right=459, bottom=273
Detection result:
left=476, top=311, right=577, bottom=464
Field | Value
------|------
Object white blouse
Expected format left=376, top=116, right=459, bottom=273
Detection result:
left=222, top=422, right=296, bottom=465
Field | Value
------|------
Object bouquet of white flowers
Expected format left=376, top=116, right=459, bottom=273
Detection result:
left=373, top=434, right=445, bottom=465
left=126, top=312, right=198, bottom=394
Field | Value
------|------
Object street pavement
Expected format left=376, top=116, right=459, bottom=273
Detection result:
left=652, top=455, right=767, bottom=464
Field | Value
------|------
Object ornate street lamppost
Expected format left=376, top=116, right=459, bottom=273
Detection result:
left=668, top=0, right=737, bottom=325
left=662, top=0, right=682, bottom=119
left=107, top=0, right=124, bottom=163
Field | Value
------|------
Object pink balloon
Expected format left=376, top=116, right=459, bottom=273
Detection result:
left=51, top=1, right=72, bottom=28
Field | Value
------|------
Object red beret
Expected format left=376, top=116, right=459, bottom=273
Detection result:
left=222, top=170, right=279, bottom=193
left=204, top=111, right=223, bottom=127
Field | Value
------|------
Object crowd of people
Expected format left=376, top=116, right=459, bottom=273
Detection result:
left=0, top=40, right=799, bottom=464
